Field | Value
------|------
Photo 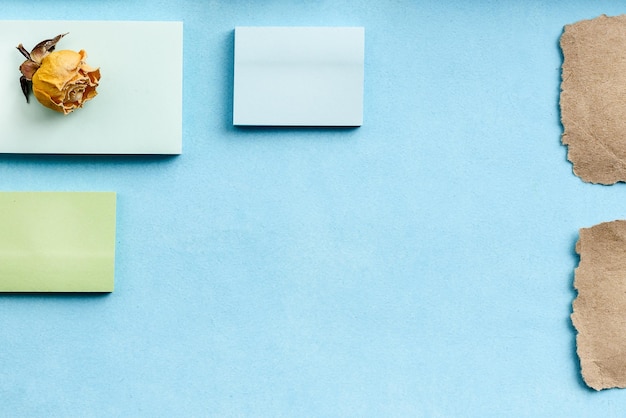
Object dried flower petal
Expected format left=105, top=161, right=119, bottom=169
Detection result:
left=28, top=33, right=67, bottom=64
left=19, top=60, right=39, bottom=80
left=31, top=50, right=100, bottom=115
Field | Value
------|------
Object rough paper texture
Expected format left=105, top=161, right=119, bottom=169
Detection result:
left=560, top=15, right=626, bottom=184
left=572, top=220, right=626, bottom=390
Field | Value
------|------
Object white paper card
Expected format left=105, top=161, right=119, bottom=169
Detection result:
left=233, top=26, right=364, bottom=126
left=0, top=21, right=182, bottom=154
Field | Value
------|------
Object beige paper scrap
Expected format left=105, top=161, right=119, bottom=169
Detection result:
left=560, top=15, right=626, bottom=184
left=572, top=220, right=626, bottom=390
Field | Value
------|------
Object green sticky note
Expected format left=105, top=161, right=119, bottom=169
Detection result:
left=0, top=192, right=116, bottom=292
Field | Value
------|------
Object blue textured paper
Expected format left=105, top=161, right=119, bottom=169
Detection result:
left=1, top=1, right=626, bottom=416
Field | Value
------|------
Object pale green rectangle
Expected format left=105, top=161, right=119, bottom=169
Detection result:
left=0, top=21, right=182, bottom=154
left=0, top=192, right=116, bottom=292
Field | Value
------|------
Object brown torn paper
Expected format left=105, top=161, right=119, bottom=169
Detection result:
left=572, top=220, right=626, bottom=390
left=560, top=15, right=626, bottom=184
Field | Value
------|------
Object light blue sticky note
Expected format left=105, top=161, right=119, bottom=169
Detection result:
left=233, top=26, right=364, bottom=126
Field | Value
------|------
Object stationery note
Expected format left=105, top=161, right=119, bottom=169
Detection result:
left=0, top=192, right=116, bottom=292
left=572, top=220, right=626, bottom=390
left=560, top=15, right=626, bottom=184
left=233, top=26, right=364, bottom=126
left=0, top=21, right=182, bottom=154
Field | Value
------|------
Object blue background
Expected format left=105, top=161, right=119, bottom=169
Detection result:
left=1, top=1, right=626, bottom=416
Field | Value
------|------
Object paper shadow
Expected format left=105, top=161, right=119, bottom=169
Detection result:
left=554, top=29, right=571, bottom=174
left=555, top=30, right=564, bottom=129
left=0, top=153, right=178, bottom=167
left=0, top=291, right=112, bottom=300
left=567, top=232, right=595, bottom=392
left=221, top=29, right=235, bottom=132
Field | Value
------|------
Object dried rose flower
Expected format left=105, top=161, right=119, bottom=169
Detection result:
left=32, top=50, right=100, bottom=115
left=17, top=33, right=100, bottom=115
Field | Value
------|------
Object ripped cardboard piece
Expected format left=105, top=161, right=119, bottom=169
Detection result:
left=560, top=15, right=626, bottom=184
left=572, top=220, right=626, bottom=390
